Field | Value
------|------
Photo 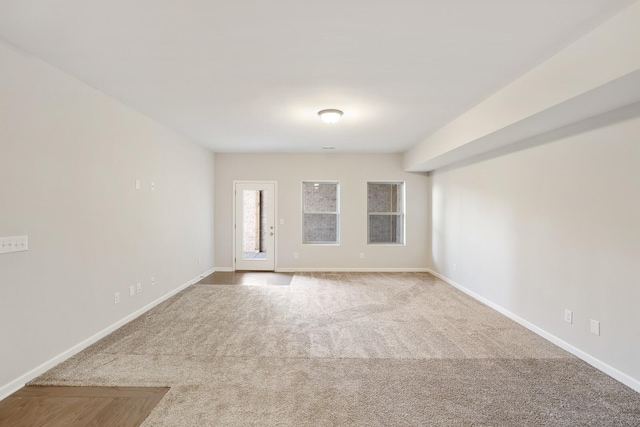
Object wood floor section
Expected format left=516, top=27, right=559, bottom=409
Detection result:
left=197, top=271, right=293, bottom=286
left=0, top=386, right=169, bottom=427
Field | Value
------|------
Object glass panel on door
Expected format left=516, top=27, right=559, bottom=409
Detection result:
left=241, top=189, right=268, bottom=260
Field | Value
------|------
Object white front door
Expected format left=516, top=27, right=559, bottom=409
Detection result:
left=234, top=182, right=276, bottom=271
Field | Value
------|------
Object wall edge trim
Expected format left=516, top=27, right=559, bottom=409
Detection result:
left=0, top=267, right=214, bottom=402
left=276, top=267, right=430, bottom=272
left=427, top=268, right=640, bottom=393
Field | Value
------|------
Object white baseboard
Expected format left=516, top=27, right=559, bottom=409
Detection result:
left=196, top=267, right=215, bottom=279
left=214, top=267, right=429, bottom=273
left=276, top=267, right=430, bottom=273
left=0, top=268, right=214, bottom=402
left=427, top=269, right=640, bottom=394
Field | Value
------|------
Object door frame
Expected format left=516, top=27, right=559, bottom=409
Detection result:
left=232, top=180, right=278, bottom=271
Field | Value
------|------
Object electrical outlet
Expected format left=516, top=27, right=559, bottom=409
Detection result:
left=360, top=253, right=365, bottom=259
left=151, top=277, right=155, bottom=286
left=129, top=285, right=135, bottom=296
left=293, top=252, right=299, bottom=259
left=136, top=282, right=142, bottom=293
left=454, top=263, right=457, bottom=272
left=564, top=309, right=573, bottom=324
left=151, top=182, right=155, bottom=191
left=114, top=292, right=120, bottom=304
left=198, top=257, right=201, bottom=266
left=590, top=319, right=600, bottom=336
left=135, top=179, right=141, bottom=190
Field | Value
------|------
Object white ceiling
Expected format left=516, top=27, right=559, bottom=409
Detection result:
left=0, top=0, right=635, bottom=153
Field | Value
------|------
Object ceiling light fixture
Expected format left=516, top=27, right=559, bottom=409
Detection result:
left=318, top=109, right=343, bottom=124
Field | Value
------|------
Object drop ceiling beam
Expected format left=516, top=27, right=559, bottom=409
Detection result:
left=403, top=2, right=640, bottom=172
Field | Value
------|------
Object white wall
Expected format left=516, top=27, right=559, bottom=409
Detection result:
left=429, top=105, right=640, bottom=388
left=215, top=153, right=429, bottom=271
left=0, top=41, right=215, bottom=397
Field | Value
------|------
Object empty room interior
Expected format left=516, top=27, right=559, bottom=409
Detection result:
left=1, top=1, right=640, bottom=425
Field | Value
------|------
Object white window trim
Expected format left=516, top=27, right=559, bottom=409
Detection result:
left=302, top=180, right=340, bottom=245
left=367, top=181, right=406, bottom=245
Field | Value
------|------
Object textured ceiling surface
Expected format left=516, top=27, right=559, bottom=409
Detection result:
left=0, top=1, right=635, bottom=153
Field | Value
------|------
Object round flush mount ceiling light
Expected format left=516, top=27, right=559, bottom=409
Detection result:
left=318, top=109, right=343, bottom=124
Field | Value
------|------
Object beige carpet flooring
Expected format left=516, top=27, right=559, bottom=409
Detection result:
left=32, top=272, right=640, bottom=426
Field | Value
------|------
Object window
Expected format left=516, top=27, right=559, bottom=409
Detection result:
left=368, top=182, right=405, bottom=244
left=302, top=181, right=339, bottom=244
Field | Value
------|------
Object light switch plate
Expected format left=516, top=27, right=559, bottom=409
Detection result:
left=0, top=236, right=29, bottom=254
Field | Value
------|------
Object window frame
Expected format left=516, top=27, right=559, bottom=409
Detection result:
left=367, top=181, right=406, bottom=245
left=301, top=180, right=340, bottom=245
